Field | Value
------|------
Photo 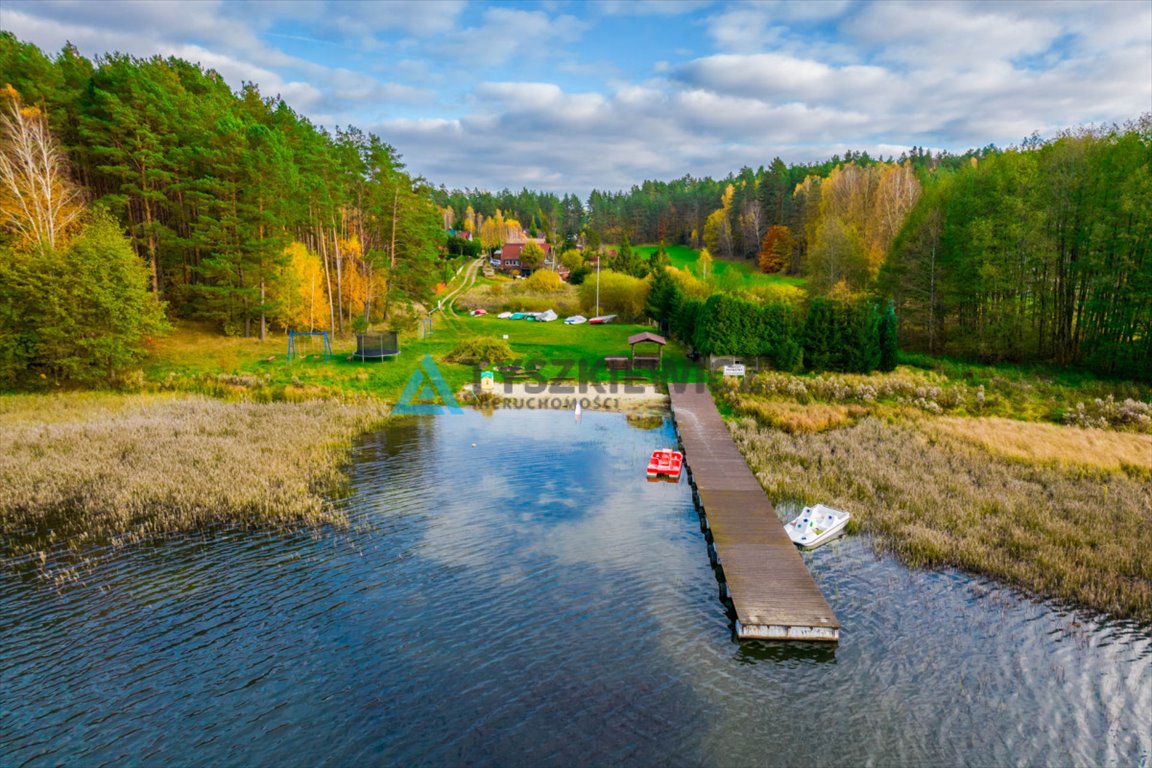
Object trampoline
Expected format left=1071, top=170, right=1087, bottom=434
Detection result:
left=354, top=331, right=400, bottom=360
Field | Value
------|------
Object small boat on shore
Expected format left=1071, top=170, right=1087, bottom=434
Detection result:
left=646, top=448, right=683, bottom=480
left=784, top=504, right=850, bottom=549
left=589, top=314, right=617, bottom=325
left=564, top=315, right=587, bottom=325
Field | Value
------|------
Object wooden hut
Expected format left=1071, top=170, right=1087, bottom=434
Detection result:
left=628, top=331, right=665, bottom=370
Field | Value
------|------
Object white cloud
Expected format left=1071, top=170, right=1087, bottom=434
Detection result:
left=705, top=1, right=854, bottom=54
left=705, top=6, right=782, bottom=54
left=851, top=1, right=1061, bottom=69
left=2, top=0, right=1149, bottom=197
left=439, top=6, right=588, bottom=68
left=676, top=53, right=893, bottom=104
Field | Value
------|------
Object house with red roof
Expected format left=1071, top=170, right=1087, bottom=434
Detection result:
left=493, top=239, right=552, bottom=276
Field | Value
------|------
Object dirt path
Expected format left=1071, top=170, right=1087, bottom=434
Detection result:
left=440, top=257, right=484, bottom=318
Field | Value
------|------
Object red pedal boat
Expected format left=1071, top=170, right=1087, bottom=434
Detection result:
left=646, top=448, right=683, bottom=480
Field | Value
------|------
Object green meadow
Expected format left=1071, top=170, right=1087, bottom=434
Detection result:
left=144, top=312, right=702, bottom=405
left=634, top=244, right=807, bottom=293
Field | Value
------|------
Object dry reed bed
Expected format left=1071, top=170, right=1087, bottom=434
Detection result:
left=0, top=394, right=389, bottom=560
left=729, top=416, right=1152, bottom=622
left=928, top=417, right=1152, bottom=474
left=723, top=369, right=1152, bottom=430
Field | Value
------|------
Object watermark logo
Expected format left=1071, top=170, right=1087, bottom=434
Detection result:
left=394, top=354, right=462, bottom=415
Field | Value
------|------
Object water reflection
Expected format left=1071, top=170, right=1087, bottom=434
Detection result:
left=734, top=640, right=839, bottom=665
left=0, top=409, right=1148, bottom=768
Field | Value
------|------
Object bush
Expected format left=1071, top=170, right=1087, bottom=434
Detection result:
left=445, top=336, right=516, bottom=365
left=0, top=210, right=169, bottom=386
left=644, top=267, right=681, bottom=330
left=446, top=236, right=481, bottom=258
left=577, top=270, right=649, bottom=320
left=879, top=299, right=899, bottom=371
left=802, top=296, right=882, bottom=373
left=567, top=266, right=591, bottom=285
left=746, top=282, right=805, bottom=305
left=559, top=249, right=584, bottom=271
left=672, top=297, right=704, bottom=348
left=759, top=301, right=803, bottom=371
left=693, top=293, right=759, bottom=356
left=667, top=266, right=709, bottom=300
left=505, top=295, right=571, bottom=313
left=524, top=269, right=563, bottom=293
left=690, top=295, right=802, bottom=370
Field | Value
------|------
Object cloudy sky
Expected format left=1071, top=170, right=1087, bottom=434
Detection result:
left=3, top=0, right=1150, bottom=196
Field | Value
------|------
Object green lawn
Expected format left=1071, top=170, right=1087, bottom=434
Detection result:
left=144, top=314, right=706, bottom=404
left=635, top=244, right=807, bottom=293
left=438, top=313, right=704, bottom=386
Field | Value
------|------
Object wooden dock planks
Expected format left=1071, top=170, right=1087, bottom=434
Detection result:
left=668, top=383, right=841, bottom=641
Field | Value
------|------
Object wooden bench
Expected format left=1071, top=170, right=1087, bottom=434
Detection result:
left=605, top=357, right=629, bottom=371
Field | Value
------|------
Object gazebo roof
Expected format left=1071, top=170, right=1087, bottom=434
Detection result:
left=628, top=331, right=666, bottom=346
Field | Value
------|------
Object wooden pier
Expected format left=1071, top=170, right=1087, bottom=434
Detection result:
left=668, top=383, right=841, bottom=641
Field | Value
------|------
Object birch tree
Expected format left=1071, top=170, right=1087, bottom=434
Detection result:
left=0, top=87, right=84, bottom=250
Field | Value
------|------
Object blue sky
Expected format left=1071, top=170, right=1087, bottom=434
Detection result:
left=3, top=0, right=1150, bottom=197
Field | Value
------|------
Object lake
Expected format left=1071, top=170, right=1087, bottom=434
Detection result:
left=2, top=408, right=1149, bottom=767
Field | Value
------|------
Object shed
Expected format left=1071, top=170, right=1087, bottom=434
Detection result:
left=628, top=331, right=665, bottom=370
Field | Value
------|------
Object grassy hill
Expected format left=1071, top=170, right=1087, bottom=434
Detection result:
left=635, top=244, right=807, bottom=293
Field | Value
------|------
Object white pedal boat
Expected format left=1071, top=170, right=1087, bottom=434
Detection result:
left=784, top=504, right=850, bottom=549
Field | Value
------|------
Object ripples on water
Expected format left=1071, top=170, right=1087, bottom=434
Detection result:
left=2, top=409, right=1149, bottom=767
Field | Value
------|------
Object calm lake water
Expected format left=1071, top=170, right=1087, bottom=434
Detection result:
left=2, top=409, right=1149, bottom=767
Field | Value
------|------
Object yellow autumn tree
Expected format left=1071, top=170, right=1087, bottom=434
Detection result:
left=803, top=161, right=921, bottom=292
left=0, top=86, right=85, bottom=251
left=697, top=248, right=714, bottom=282
left=702, top=184, right=735, bottom=259
left=280, top=242, right=330, bottom=331
left=337, top=234, right=372, bottom=327
left=868, top=162, right=921, bottom=272
left=480, top=209, right=505, bottom=253
left=503, top=217, right=524, bottom=243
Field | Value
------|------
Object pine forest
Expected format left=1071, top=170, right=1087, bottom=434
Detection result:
left=1, top=32, right=1149, bottom=384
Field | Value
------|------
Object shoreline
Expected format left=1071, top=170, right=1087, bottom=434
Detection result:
left=4, top=388, right=1148, bottom=623
left=461, top=382, right=670, bottom=413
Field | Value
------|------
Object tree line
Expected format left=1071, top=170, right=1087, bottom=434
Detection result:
left=643, top=268, right=897, bottom=375
left=0, top=85, right=167, bottom=385
left=444, top=124, right=1150, bottom=380
left=3, top=32, right=1147, bottom=382
left=881, top=125, right=1151, bottom=379
left=0, top=33, right=443, bottom=346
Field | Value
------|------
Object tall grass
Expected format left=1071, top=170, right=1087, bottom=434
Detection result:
left=457, top=282, right=581, bottom=315
left=721, top=367, right=1152, bottom=430
left=928, top=417, right=1152, bottom=474
left=0, top=394, right=388, bottom=564
left=728, top=415, right=1152, bottom=622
